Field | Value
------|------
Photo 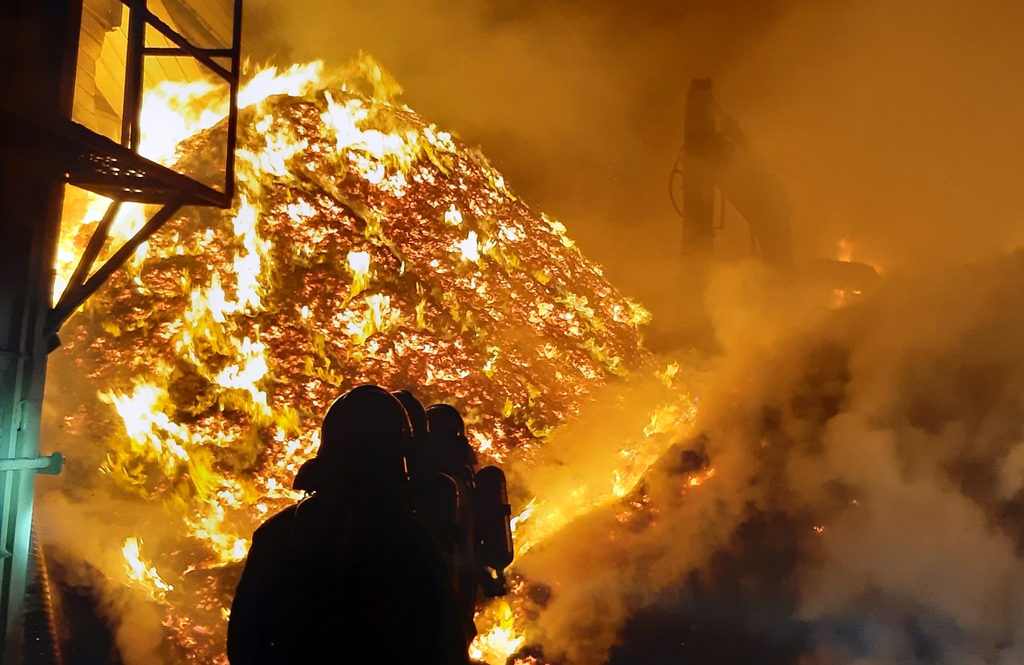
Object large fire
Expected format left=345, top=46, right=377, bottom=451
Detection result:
left=48, top=56, right=699, bottom=664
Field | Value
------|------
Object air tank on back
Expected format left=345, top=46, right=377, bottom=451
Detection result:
left=473, top=465, right=514, bottom=597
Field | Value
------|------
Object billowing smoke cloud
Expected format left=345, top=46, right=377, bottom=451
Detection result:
left=35, top=395, right=185, bottom=665
left=36, top=492, right=173, bottom=665
left=509, top=256, right=1024, bottom=664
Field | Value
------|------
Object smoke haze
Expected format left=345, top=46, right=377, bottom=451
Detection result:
left=36, top=0, right=1024, bottom=663
left=245, top=0, right=1024, bottom=308
left=511, top=255, right=1024, bottom=663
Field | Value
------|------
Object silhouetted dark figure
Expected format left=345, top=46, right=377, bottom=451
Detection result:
left=424, top=404, right=480, bottom=642
left=402, top=396, right=465, bottom=639
left=227, top=385, right=469, bottom=665
left=425, top=405, right=478, bottom=480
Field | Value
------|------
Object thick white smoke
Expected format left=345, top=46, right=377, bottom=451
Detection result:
left=511, top=255, right=1024, bottom=664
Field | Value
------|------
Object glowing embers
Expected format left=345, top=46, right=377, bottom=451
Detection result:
left=57, top=55, right=654, bottom=663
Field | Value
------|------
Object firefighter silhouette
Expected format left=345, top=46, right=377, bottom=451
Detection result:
left=227, top=385, right=469, bottom=665
left=409, top=403, right=516, bottom=643
left=424, top=404, right=480, bottom=641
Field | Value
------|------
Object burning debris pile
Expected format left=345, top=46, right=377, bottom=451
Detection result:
left=45, top=57, right=680, bottom=663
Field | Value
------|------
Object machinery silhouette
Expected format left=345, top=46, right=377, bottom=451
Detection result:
left=670, top=78, right=880, bottom=290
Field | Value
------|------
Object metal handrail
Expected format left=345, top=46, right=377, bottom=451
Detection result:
left=116, top=0, right=242, bottom=200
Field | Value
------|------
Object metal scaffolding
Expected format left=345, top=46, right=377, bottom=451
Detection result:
left=0, top=0, right=241, bottom=661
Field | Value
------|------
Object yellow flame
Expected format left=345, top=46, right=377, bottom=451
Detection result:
left=122, top=537, right=173, bottom=602
left=509, top=497, right=537, bottom=534
left=348, top=250, right=372, bottom=296
left=237, top=62, right=325, bottom=109
left=232, top=196, right=272, bottom=313
left=139, top=61, right=325, bottom=168
left=214, top=336, right=271, bottom=411
left=511, top=385, right=699, bottom=557
left=444, top=204, right=464, bottom=227
left=321, top=91, right=421, bottom=174
left=102, top=381, right=192, bottom=466
left=139, top=79, right=221, bottom=165
left=457, top=231, right=481, bottom=262
left=470, top=600, right=526, bottom=665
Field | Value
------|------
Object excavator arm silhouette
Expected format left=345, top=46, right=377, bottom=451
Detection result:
left=671, top=78, right=879, bottom=292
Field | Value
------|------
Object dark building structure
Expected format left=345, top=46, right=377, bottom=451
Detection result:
left=0, top=1, right=241, bottom=660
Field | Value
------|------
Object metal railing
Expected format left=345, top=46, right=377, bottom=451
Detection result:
left=117, top=0, right=243, bottom=202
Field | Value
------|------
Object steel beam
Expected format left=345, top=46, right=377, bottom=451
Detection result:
left=46, top=196, right=186, bottom=335
left=0, top=166, right=64, bottom=665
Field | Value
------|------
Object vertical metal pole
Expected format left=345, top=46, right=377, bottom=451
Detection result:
left=0, top=169, right=63, bottom=665
left=681, top=78, right=717, bottom=260
left=223, top=0, right=243, bottom=201
left=121, top=0, right=146, bottom=150
left=676, top=78, right=718, bottom=335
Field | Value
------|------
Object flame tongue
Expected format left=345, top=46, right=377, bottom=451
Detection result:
left=122, top=537, right=173, bottom=602
left=471, top=599, right=526, bottom=663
